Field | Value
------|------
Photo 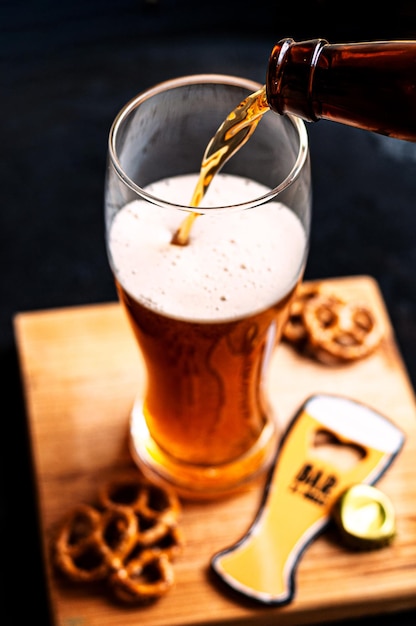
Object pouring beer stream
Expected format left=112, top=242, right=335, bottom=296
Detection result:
left=171, top=86, right=269, bottom=246
left=173, top=36, right=416, bottom=246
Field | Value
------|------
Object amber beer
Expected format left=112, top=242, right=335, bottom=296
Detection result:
left=116, top=278, right=294, bottom=466
left=108, top=172, right=307, bottom=495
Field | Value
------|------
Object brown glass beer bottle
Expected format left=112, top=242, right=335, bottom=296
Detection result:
left=266, top=38, right=416, bottom=142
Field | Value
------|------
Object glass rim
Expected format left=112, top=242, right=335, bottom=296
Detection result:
left=108, top=73, right=309, bottom=214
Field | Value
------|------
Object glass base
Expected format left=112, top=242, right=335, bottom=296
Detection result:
left=129, top=399, right=279, bottom=500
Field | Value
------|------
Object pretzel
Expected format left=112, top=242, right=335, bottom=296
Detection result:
left=282, top=282, right=383, bottom=364
left=303, top=295, right=382, bottom=362
left=98, top=475, right=181, bottom=548
left=117, top=522, right=184, bottom=569
left=99, top=475, right=180, bottom=526
left=53, top=474, right=183, bottom=604
left=54, top=504, right=137, bottom=582
left=110, top=550, right=175, bottom=604
left=283, top=282, right=331, bottom=345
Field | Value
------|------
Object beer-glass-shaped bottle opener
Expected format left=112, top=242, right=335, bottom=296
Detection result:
left=211, top=394, right=405, bottom=605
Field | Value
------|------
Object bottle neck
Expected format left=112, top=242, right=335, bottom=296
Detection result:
left=266, top=38, right=416, bottom=142
left=266, top=38, right=328, bottom=122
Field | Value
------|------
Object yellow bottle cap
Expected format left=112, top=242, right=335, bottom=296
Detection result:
left=332, top=483, right=396, bottom=550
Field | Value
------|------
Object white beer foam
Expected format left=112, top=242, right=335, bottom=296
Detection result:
left=109, top=173, right=307, bottom=322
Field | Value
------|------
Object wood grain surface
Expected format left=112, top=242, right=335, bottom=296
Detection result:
left=14, top=276, right=416, bottom=626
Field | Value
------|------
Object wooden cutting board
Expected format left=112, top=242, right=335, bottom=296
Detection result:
left=14, top=275, right=416, bottom=626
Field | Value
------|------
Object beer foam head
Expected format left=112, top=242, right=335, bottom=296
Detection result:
left=109, top=173, right=307, bottom=322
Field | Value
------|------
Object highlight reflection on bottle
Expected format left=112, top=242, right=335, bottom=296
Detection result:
left=108, top=173, right=308, bottom=496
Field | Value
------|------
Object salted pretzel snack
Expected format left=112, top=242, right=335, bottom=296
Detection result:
left=110, top=550, right=175, bottom=604
left=53, top=474, right=183, bottom=604
left=54, top=503, right=139, bottom=582
left=99, top=475, right=180, bottom=528
left=303, top=295, right=382, bottom=362
left=283, top=282, right=339, bottom=345
left=283, top=282, right=383, bottom=363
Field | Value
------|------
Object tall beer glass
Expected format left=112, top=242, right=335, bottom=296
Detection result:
left=105, top=74, right=311, bottom=499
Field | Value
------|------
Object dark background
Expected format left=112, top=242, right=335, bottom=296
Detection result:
left=3, top=1, right=416, bottom=623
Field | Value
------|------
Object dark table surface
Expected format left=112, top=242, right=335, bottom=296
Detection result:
left=3, top=1, right=416, bottom=624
